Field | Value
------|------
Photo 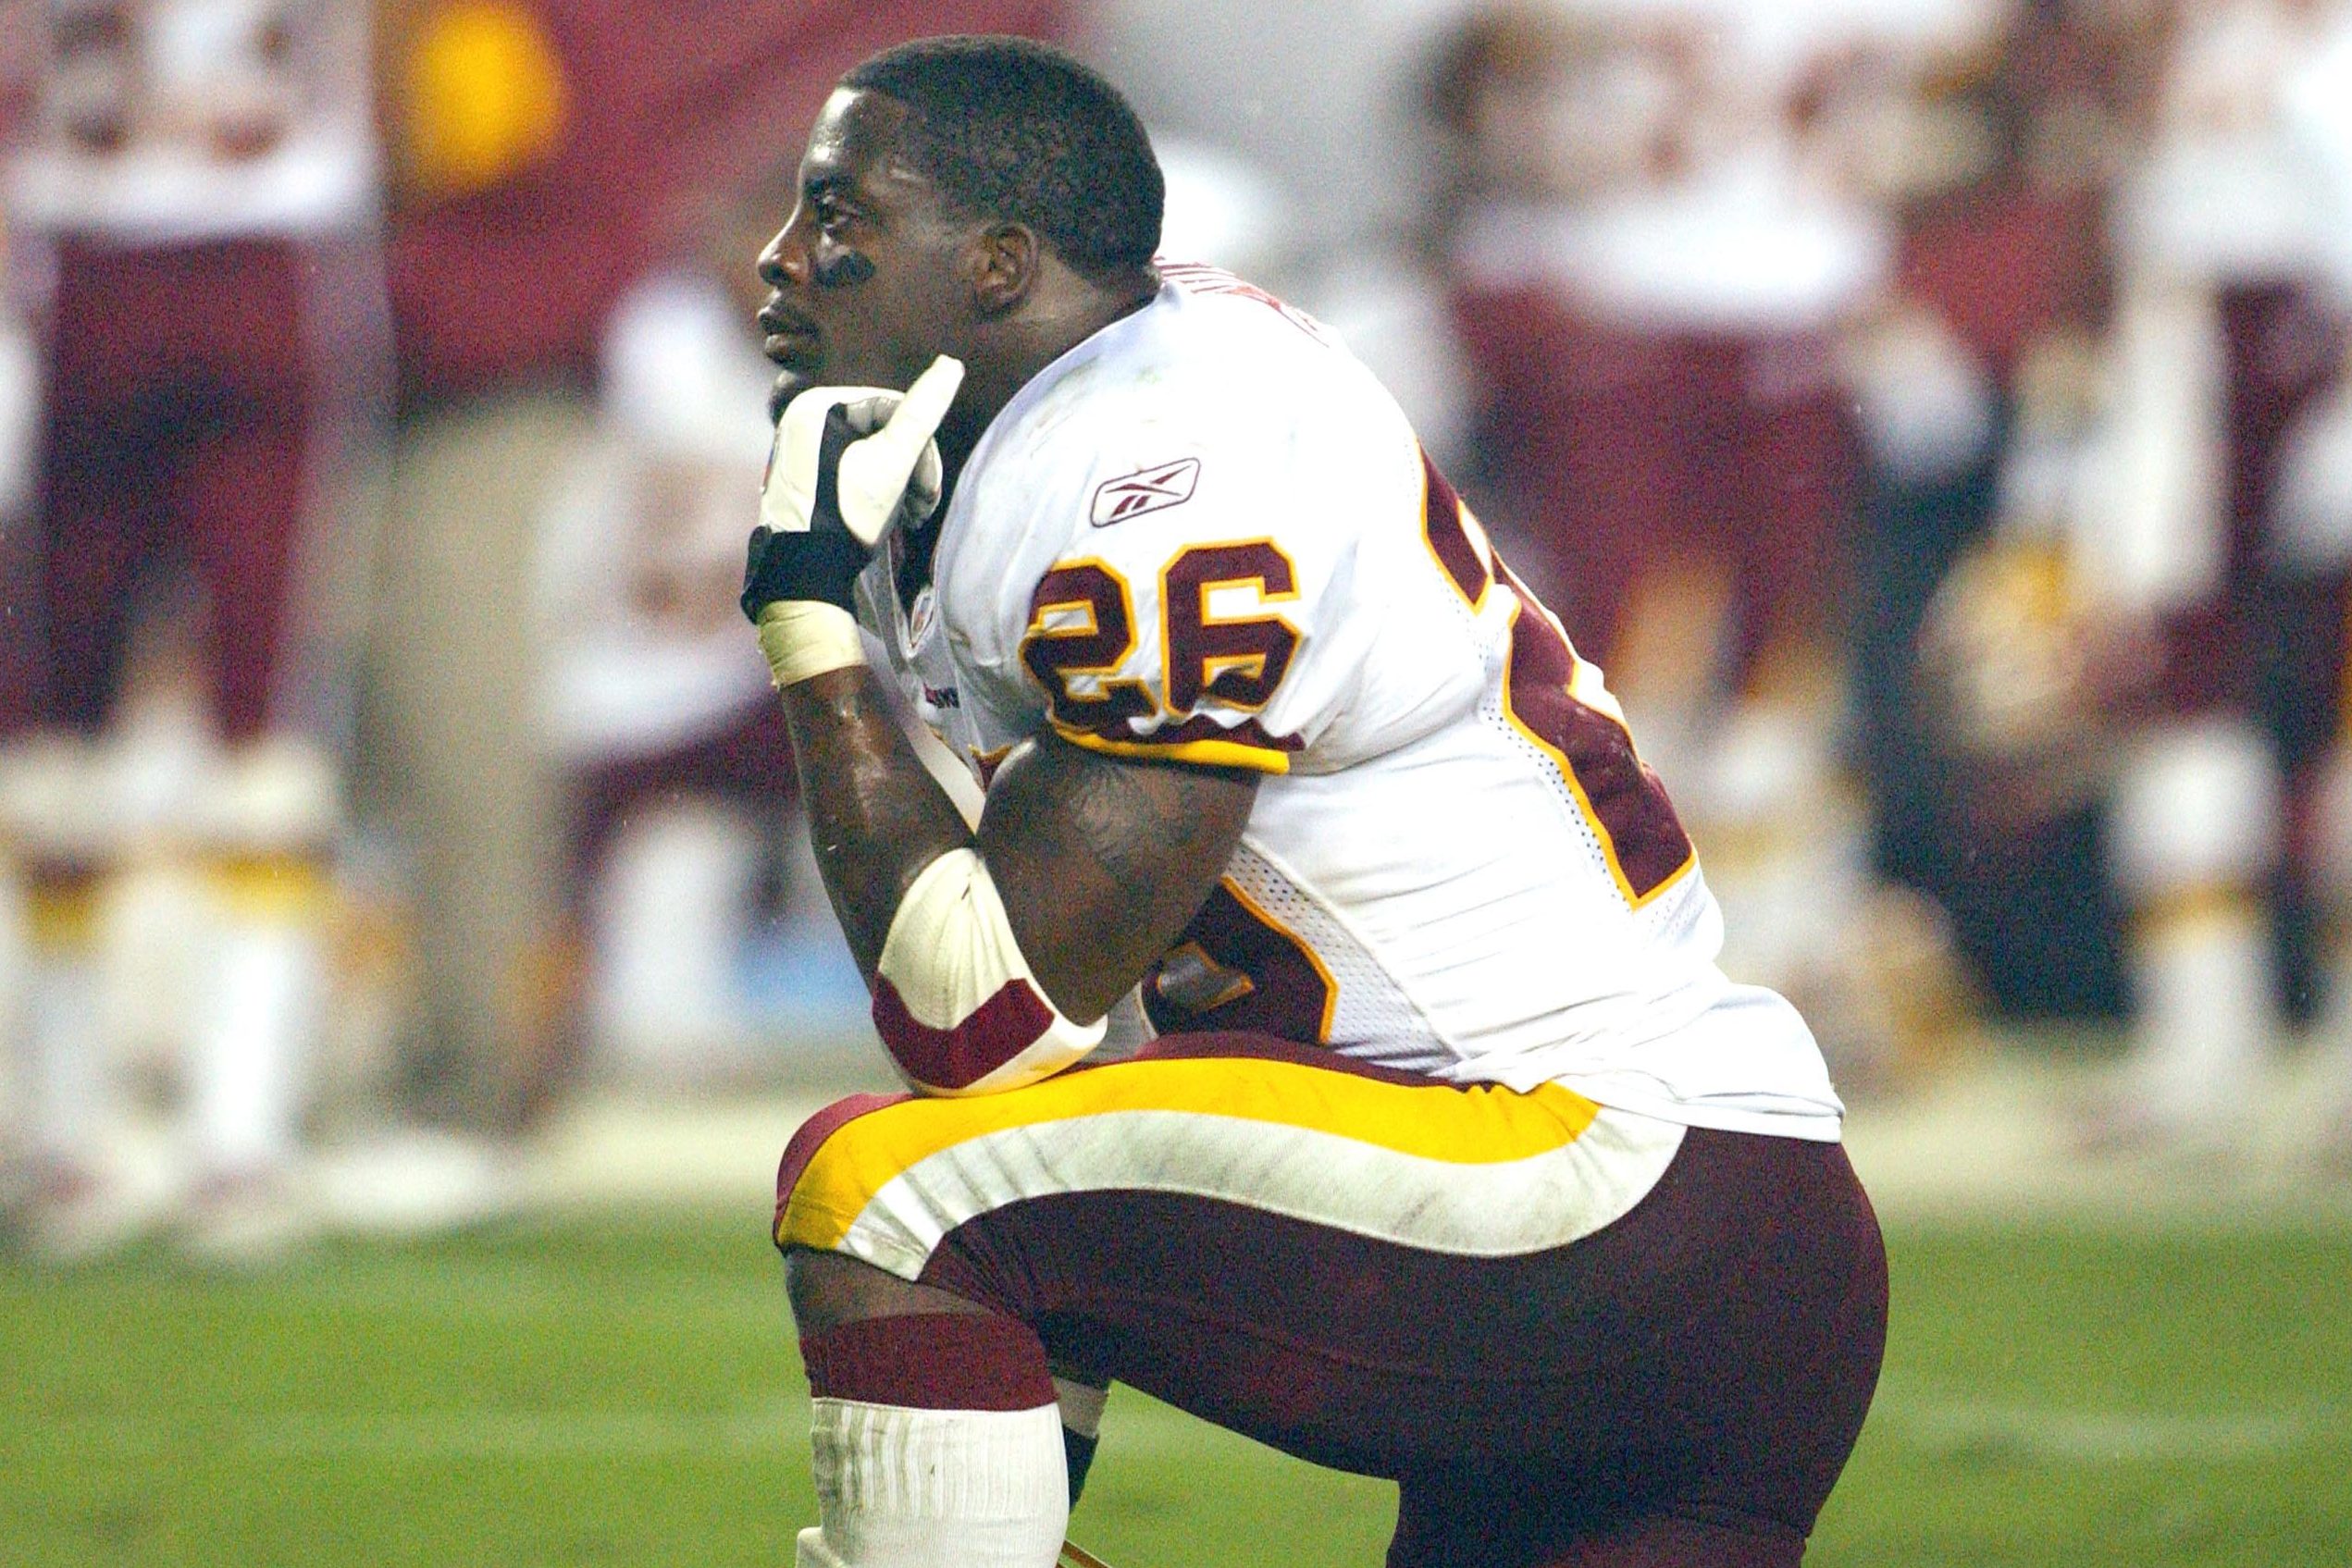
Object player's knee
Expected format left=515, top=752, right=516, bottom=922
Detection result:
left=771, top=1093, right=1026, bottom=1333
left=783, top=1245, right=996, bottom=1336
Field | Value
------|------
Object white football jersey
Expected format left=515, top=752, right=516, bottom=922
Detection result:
left=6, top=0, right=376, bottom=241
left=855, top=265, right=1844, bottom=1141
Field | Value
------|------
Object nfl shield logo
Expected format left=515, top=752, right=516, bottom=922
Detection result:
left=905, top=584, right=938, bottom=653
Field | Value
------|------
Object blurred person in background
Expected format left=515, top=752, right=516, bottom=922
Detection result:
left=1908, top=0, right=2352, bottom=1154
left=535, top=167, right=863, bottom=1093
left=1841, top=0, right=2128, bottom=1037
left=1834, top=0, right=2135, bottom=1067
left=1437, top=0, right=1883, bottom=691
left=2272, top=0, right=2352, bottom=1155
left=359, top=0, right=1072, bottom=1207
left=0, top=204, right=38, bottom=1160
left=361, top=0, right=612, bottom=1199
left=2126, top=0, right=2352, bottom=1154
left=0, top=0, right=389, bottom=1258
left=1427, top=0, right=1992, bottom=1093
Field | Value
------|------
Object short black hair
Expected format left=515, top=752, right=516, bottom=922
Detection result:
left=843, top=34, right=1162, bottom=281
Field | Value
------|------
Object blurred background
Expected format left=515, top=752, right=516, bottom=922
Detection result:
left=1, top=0, right=2350, bottom=1261
left=7, top=6, right=2352, bottom=1566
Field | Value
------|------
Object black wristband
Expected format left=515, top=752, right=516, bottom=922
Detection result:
left=740, top=405, right=873, bottom=619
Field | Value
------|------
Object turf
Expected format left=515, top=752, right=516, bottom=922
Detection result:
left=3, top=1211, right=2346, bottom=1567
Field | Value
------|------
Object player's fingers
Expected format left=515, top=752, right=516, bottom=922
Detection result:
left=762, top=389, right=839, bottom=532
left=868, top=354, right=965, bottom=468
left=836, top=359, right=962, bottom=543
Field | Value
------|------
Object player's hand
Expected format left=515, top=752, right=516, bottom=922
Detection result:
left=741, top=354, right=964, bottom=618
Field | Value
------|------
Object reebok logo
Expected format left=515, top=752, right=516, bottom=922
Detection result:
left=1091, top=459, right=1200, bottom=526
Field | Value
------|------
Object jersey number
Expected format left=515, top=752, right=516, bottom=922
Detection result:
left=1422, top=457, right=1692, bottom=907
left=1022, top=544, right=1301, bottom=736
left=1144, top=878, right=1336, bottom=1043
left=1494, top=559, right=1693, bottom=905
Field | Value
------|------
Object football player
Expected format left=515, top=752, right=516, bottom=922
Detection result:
left=742, top=35, right=1886, bottom=1568
left=538, top=248, right=812, bottom=1083
left=1915, top=0, right=2352, bottom=1148
left=0, top=0, right=383, bottom=1256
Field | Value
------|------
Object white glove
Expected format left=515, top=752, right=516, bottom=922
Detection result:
left=743, top=354, right=965, bottom=685
left=758, top=354, right=966, bottom=549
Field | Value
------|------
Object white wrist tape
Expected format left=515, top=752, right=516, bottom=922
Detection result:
left=872, top=847, right=1107, bottom=1095
left=759, top=600, right=869, bottom=688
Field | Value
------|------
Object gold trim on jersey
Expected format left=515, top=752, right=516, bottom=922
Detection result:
left=1217, top=874, right=1340, bottom=1043
left=1417, top=457, right=1492, bottom=613
left=1498, top=587, right=1698, bottom=911
left=1052, top=723, right=1294, bottom=775
left=969, top=742, right=1017, bottom=788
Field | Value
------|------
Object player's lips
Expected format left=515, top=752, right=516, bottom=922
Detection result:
left=758, top=302, right=819, bottom=365
left=762, top=330, right=818, bottom=365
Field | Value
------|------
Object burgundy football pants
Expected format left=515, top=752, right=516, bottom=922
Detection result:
left=777, top=1032, right=1887, bottom=1567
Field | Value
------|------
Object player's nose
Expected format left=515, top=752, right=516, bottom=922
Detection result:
left=757, top=226, right=811, bottom=290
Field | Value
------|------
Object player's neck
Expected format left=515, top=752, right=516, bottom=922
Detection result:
left=941, top=265, right=1157, bottom=463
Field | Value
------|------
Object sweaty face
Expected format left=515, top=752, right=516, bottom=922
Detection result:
left=755, top=89, right=976, bottom=422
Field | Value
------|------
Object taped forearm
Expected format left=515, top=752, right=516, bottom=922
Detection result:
left=776, top=668, right=972, bottom=981
left=872, top=846, right=1107, bottom=1095
left=757, top=600, right=867, bottom=687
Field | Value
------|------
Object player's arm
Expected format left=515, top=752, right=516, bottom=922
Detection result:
left=745, top=359, right=1254, bottom=1094
left=779, top=667, right=1254, bottom=1020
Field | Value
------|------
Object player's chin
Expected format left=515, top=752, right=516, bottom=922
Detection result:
left=768, top=367, right=817, bottom=424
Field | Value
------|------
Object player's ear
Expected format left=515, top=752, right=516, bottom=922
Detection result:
left=971, top=222, right=1037, bottom=315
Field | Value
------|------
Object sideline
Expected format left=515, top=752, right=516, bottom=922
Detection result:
left=1866, top=1390, right=2345, bottom=1461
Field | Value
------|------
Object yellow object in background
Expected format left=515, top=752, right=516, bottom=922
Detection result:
left=393, top=0, right=571, bottom=201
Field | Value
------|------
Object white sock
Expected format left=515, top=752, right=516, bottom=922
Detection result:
left=24, top=947, right=105, bottom=1167
left=2131, top=897, right=2274, bottom=1128
left=797, top=1398, right=1067, bottom=1568
left=186, top=910, right=320, bottom=1178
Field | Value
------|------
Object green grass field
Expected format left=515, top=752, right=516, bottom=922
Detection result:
left=4, top=1208, right=2347, bottom=1567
